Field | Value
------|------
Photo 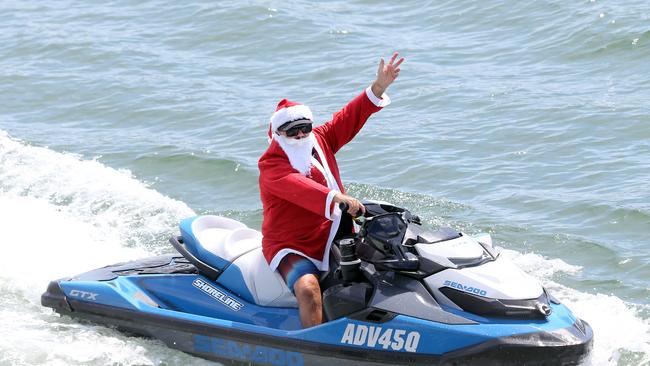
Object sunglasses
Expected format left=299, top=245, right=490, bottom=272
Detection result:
left=284, top=123, right=312, bottom=137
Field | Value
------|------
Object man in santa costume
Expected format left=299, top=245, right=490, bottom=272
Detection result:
left=258, top=52, right=404, bottom=328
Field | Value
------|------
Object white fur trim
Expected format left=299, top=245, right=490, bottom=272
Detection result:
left=270, top=104, right=313, bottom=132
left=312, top=139, right=340, bottom=192
left=268, top=249, right=322, bottom=272
left=322, top=205, right=342, bottom=270
left=266, top=138, right=343, bottom=272
left=268, top=206, right=341, bottom=272
left=325, top=189, right=339, bottom=220
left=365, top=86, right=391, bottom=107
left=311, top=151, right=339, bottom=220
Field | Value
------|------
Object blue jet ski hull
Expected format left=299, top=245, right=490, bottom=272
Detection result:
left=41, top=255, right=593, bottom=366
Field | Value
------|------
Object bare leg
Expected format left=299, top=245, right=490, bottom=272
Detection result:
left=293, top=274, right=323, bottom=328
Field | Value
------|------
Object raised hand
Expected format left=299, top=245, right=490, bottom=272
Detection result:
left=372, top=52, right=405, bottom=98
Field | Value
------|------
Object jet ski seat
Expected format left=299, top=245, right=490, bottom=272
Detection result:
left=191, top=216, right=248, bottom=262
left=180, top=215, right=297, bottom=308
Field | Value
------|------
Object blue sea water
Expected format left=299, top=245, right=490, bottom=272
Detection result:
left=1, top=1, right=649, bottom=365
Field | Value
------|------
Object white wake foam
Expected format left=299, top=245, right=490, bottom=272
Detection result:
left=0, top=132, right=203, bottom=365
left=504, top=250, right=650, bottom=366
left=0, top=131, right=194, bottom=250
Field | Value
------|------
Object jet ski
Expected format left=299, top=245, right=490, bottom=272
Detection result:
left=42, top=201, right=593, bottom=366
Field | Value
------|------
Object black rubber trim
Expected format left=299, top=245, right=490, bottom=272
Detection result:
left=44, top=290, right=592, bottom=366
left=41, top=281, right=72, bottom=312
left=169, top=236, right=221, bottom=281
left=439, top=319, right=594, bottom=366
left=61, top=298, right=438, bottom=365
left=440, top=287, right=552, bottom=319
left=348, top=308, right=398, bottom=323
left=68, top=255, right=197, bottom=282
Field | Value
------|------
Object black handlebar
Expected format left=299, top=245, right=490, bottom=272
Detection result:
left=339, top=202, right=364, bottom=218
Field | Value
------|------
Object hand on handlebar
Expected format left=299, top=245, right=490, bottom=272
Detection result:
left=333, top=193, right=365, bottom=217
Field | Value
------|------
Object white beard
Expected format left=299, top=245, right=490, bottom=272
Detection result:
left=275, top=133, right=315, bottom=176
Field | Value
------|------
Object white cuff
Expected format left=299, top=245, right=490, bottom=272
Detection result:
left=325, top=190, right=339, bottom=220
left=365, top=86, right=391, bottom=108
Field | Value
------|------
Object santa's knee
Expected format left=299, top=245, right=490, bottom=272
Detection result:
left=293, top=275, right=321, bottom=304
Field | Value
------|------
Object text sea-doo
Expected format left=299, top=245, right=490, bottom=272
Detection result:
left=42, top=201, right=592, bottom=365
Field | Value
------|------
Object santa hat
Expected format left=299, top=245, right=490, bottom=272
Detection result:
left=269, top=99, right=313, bottom=135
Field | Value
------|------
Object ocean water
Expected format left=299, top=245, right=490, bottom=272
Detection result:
left=1, top=1, right=649, bottom=365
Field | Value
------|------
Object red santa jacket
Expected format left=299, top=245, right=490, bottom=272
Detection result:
left=259, top=88, right=389, bottom=271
